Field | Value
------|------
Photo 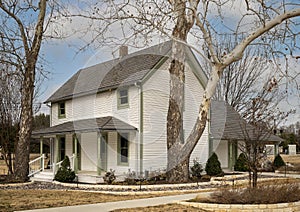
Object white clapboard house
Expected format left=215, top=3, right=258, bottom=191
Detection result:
left=30, top=41, right=282, bottom=183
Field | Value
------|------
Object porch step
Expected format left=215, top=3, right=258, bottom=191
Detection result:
left=30, top=170, right=54, bottom=182
left=77, top=174, right=104, bottom=184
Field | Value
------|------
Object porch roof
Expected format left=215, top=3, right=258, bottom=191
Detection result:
left=32, top=116, right=137, bottom=137
left=210, top=101, right=283, bottom=143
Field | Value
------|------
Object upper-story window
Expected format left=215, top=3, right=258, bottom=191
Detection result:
left=118, top=88, right=129, bottom=109
left=58, top=102, right=66, bottom=118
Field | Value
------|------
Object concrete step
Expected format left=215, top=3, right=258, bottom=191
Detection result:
left=77, top=174, right=104, bottom=184
left=30, top=171, right=54, bottom=182
left=30, top=176, right=53, bottom=182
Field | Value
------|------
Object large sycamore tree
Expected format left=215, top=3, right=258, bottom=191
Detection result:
left=73, top=0, right=300, bottom=182
left=0, top=0, right=59, bottom=181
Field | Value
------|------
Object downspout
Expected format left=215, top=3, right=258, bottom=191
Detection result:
left=208, top=104, right=213, bottom=157
left=135, top=81, right=143, bottom=176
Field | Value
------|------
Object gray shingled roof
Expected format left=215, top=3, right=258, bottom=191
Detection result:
left=32, top=116, right=136, bottom=136
left=210, top=100, right=283, bottom=143
left=46, top=41, right=172, bottom=103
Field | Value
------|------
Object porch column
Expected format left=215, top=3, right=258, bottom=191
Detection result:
left=40, top=137, right=43, bottom=155
left=228, top=141, right=233, bottom=170
left=208, top=136, right=213, bottom=157
left=97, top=132, right=101, bottom=175
left=40, top=136, right=44, bottom=170
left=54, top=136, right=59, bottom=164
left=73, top=134, right=78, bottom=174
left=274, top=143, right=279, bottom=156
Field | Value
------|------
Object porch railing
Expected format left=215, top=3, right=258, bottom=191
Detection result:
left=28, top=154, right=45, bottom=177
left=53, top=154, right=76, bottom=176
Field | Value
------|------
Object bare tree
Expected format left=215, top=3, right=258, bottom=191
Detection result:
left=0, top=64, right=22, bottom=176
left=65, top=1, right=300, bottom=182
left=0, top=0, right=57, bottom=181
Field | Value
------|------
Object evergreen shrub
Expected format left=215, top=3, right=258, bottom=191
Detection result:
left=205, top=152, right=223, bottom=176
left=273, top=154, right=286, bottom=169
left=54, top=156, right=76, bottom=182
left=234, top=153, right=249, bottom=172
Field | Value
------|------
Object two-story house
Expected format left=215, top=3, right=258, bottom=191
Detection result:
left=31, top=41, right=282, bottom=183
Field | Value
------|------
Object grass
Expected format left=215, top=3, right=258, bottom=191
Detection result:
left=0, top=154, right=300, bottom=211
left=0, top=189, right=185, bottom=212
left=113, top=203, right=206, bottom=212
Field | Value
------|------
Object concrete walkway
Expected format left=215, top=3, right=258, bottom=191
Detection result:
left=22, top=193, right=208, bottom=212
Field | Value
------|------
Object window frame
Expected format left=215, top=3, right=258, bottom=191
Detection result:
left=117, top=133, right=129, bottom=166
left=58, top=101, right=66, bottom=119
left=117, top=88, right=129, bottom=109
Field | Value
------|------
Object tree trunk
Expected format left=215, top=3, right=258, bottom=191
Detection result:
left=166, top=0, right=194, bottom=183
left=14, top=66, right=35, bottom=182
left=252, top=169, right=258, bottom=188
left=11, top=0, right=47, bottom=182
left=167, top=156, right=189, bottom=182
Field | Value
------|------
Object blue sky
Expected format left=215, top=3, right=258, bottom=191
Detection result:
left=37, top=1, right=300, bottom=125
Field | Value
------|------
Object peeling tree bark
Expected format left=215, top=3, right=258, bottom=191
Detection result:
left=166, top=0, right=199, bottom=182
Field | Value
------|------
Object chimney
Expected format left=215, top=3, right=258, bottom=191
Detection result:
left=119, top=45, right=128, bottom=58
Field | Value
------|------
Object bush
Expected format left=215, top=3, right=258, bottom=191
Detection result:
left=234, top=153, right=249, bottom=172
left=54, top=156, right=76, bottom=183
left=190, top=159, right=203, bottom=179
left=205, top=152, right=223, bottom=176
left=273, top=154, right=286, bottom=169
left=103, top=169, right=116, bottom=184
left=203, top=183, right=300, bottom=204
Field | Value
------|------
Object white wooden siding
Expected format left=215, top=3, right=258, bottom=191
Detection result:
left=213, top=140, right=228, bottom=168
left=142, top=63, right=169, bottom=172
left=184, top=64, right=209, bottom=167
left=80, top=132, right=98, bottom=171
left=142, top=61, right=209, bottom=172
left=106, top=131, right=138, bottom=175
left=51, top=100, right=73, bottom=126
left=51, top=87, right=139, bottom=129
left=65, top=134, right=73, bottom=158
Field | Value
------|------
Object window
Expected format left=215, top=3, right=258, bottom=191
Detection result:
left=58, top=102, right=66, bottom=118
left=118, top=133, right=129, bottom=165
left=118, top=88, right=129, bottom=108
left=59, top=136, right=66, bottom=161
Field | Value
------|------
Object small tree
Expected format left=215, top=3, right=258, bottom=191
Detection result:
left=205, top=153, right=223, bottom=176
left=234, top=153, right=249, bottom=172
left=273, top=154, right=286, bottom=169
left=54, top=156, right=75, bottom=183
left=190, top=159, right=203, bottom=179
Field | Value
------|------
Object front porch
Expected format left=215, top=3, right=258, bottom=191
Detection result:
left=30, top=116, right=138, bottom=183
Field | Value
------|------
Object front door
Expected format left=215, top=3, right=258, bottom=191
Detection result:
left=100, top=134, right=108, bottom=172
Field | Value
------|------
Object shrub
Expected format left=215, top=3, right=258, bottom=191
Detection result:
left=205, top=152, right=223, bottom=176
left=103, top=169, right=116, bottom=184
left=234, top=153, right=249, bottom=172
left=273, top=154, right=286, bottom=169
left=190, top=159, right=203, bottom=179
left=54, top=156, right=76, bottom=183
left=203, top=183, right=300, bottom=204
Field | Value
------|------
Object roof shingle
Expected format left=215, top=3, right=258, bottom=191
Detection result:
left=210, top=100, right=282, bottom=143
left=32, top=116, right=136, bottom=136
left=46, top=41, right=172, bottom=103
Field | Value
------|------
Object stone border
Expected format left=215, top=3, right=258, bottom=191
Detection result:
left=178, top=201, right=300, bottom=211
left=52, top=180, right=212, bottom=191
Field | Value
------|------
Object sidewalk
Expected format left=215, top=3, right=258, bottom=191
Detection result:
left=22, top=193, right=207, bottom=212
